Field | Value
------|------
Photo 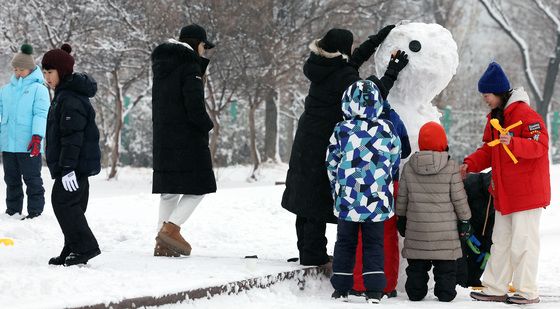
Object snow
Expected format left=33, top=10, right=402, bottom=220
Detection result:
left=374, top=22, right=459, bottom=152
left=1, top=21, right=558, bottom=309
left=1, top=164, right=559, bottom=308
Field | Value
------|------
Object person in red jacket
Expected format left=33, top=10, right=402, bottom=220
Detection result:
left=463, top=62, right=550, bottom=305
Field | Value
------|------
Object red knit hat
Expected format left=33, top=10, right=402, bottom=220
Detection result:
left=41, top=43, right=74, bottom=80
left=418, top=121, right=448, bottom=152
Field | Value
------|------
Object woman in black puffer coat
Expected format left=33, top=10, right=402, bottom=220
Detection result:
left=282, top=26, right=409, bottom=266
left=151, top=24, right=216, bottom=257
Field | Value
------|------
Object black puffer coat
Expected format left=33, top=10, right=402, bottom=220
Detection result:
left=151, top=40, right=216, bottom=195
left=457, top=171, right=494, bottom=287
left=282, top=39, right=390, bottom=223
left=46, top=73, right=101, bottom=179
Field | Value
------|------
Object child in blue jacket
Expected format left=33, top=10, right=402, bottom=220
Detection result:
left=0, top=44, right=49, bottom=219
left=326, top=79, right=401, bottom=303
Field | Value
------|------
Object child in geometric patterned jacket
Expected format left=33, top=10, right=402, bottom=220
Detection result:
left=326, top=79, right=401, bottom=303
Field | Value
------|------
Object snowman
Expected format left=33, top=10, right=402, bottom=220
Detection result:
left=374, top=22, right=459, bottom=152
left=374, top=22, right=459, bottom=292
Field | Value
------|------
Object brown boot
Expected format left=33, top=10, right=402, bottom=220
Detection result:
left=153, top=239, right=180, bottom=257
left=157, top=222, right=192, bottom=256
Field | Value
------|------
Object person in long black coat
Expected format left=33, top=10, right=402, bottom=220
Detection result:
left=42, top=44, right=102, bottom=266
left=281, top=26, right=409, bottom=266
left=151, top=24, right=216, bottom=257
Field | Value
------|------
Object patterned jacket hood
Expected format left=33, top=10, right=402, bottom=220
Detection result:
left=341, top=80, right=383, bottom=120
left=326, top=80, right=401, bottom=223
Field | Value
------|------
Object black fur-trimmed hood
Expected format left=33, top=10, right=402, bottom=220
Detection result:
left=151, top=39, right=200, bottom=78
left=303, top=40, right=350, bottom=84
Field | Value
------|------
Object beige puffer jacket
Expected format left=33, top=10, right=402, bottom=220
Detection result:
left=396, top=151, right=471, bottom=260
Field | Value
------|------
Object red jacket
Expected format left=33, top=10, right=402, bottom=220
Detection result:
left=464, top=88, right=550, bottom=215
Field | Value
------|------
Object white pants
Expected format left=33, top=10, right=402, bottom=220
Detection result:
left=157, top=194, right=204, bottom=230
left=482, top=208, right=542, bottom=299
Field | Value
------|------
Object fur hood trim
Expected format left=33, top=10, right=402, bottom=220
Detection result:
left=309, top=39, right=349, bottom=61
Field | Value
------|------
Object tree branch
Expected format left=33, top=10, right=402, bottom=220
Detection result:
left=478, top=0, right=543, bottom=102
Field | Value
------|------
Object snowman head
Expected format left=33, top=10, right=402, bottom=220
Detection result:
left=374, top=22, right=459, bottom=106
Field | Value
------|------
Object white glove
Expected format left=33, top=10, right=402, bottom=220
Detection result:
left=62, top=171, right=79, bottom=192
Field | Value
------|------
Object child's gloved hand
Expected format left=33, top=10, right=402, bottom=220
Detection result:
left=458, top=220, right=472, bottom=240
left=27, top=135, right=42, bottom=157
left=477, top=252, right=491, bottom=270
left=397, top=216, right=406, bottom=237
left=369, top=25, right=395, bottom=46
left=466, top=234, right=481, bottom=254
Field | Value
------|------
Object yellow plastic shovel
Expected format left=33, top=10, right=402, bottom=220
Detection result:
left=487, top=119, right=522, bottom=164
left=0, top=238, right=14, bottom=246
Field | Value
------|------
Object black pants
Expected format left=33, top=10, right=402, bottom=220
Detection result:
left=295, top=216, right=329, bottom=265
left=52, top=176, right=99, bottom=254
left=2, top=152, right=45, bottom=215
left=406, top=259, right=457, bottom=302
left=331, top=219, right=385, bottom=292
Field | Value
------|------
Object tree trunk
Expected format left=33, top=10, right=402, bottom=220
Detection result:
left=248, top=104, right=260, bottom=180
left=264, top=88, right=278, bottom=163
left=205, top=75, right=220, bottom=164
left=108, top=70, right=123, bottom=180
left=285, top=113, right=295, bottom=162
left=538, top=32, right=560, bottom=120
left=209, top=110, right=220, bottom=165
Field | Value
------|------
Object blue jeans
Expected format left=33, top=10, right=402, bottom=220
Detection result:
left=3, top=152, right=45, bottom=215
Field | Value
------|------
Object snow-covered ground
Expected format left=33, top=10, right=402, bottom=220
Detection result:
left=1, top=163, right=559, bottom=308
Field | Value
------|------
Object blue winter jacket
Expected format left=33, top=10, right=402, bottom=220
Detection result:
left=0, top=66, right=50, bottom=153
left=379, top=100, right=411, bottom=181
left=326, top=80, right=401, bottom=222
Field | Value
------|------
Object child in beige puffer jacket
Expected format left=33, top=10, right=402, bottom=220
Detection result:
left=396, top=121, right=471, bottom=302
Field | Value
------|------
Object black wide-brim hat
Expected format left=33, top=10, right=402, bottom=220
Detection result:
left=179, top=24, right=215, bottom=49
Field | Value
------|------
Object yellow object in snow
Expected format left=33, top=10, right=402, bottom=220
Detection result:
left=0, top=238, right=14, bottom=246
left=470, top=284, right=516, bottom=293
left=487, top=119, right=523, bottom=164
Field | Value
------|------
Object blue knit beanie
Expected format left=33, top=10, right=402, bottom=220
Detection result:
left=478, top=62, right=511, bottom=93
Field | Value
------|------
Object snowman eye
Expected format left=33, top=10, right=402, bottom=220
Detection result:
left=409, top=40, right=421, bottom=52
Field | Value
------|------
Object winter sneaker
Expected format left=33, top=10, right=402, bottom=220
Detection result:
left=365, top=291, right=383, bottom=304
left=21, top=213, right=41, bottom=220
left=506, top=294, right=540, bottom=304
left=331, top=290, right=349, bottom=302
left=64, top=248, right=101, bottom=266
left=153, top=240, right=180, bottom=257
left=157, top=222, right=192, bottom=256
left=383, top=290, right=397, bottom=298
left=349, top=289, right=365, bottom=297
left=470, top=291, right=507, bottom=302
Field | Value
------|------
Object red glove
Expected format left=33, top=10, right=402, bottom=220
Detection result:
left=27, top=135, right=42, bottom=157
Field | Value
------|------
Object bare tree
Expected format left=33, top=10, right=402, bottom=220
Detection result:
left=478, top=0, right=560, bottom=120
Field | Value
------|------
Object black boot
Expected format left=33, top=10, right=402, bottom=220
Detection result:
left=365, top=291, right=383, bottom=304
left=21, top=213, right=41, bottom=220
left=48, top=246, right=71, bottom=265
left=331, top=290, right=349, bottom=301
left=65, top=248, right=101, bottom=266
left=5, top=209, right=20, bottom=216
